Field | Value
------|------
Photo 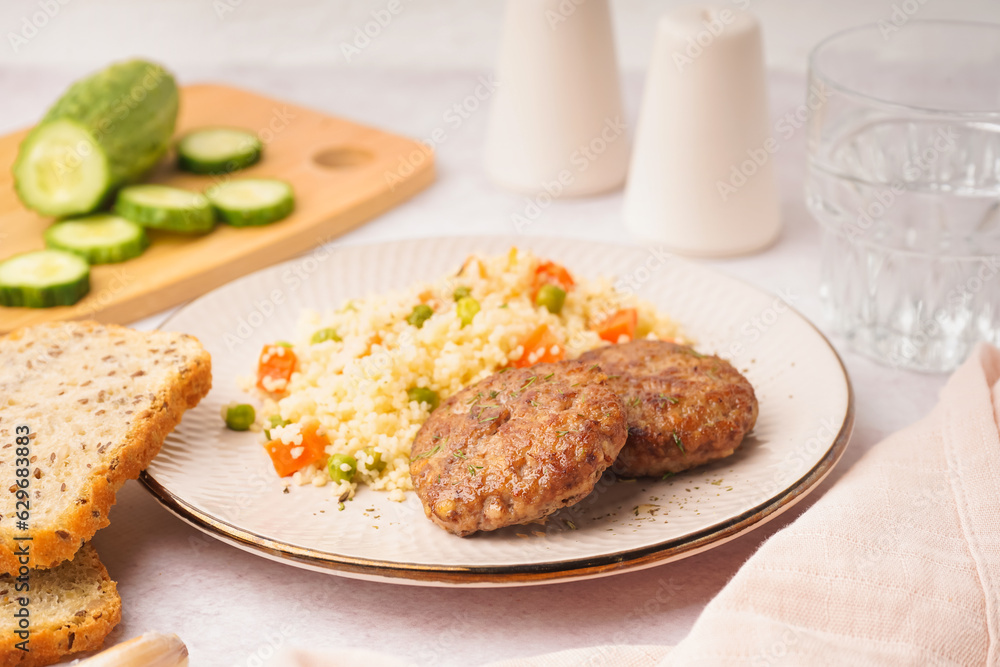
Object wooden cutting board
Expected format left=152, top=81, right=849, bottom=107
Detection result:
left=0, top=84, right=435, bottom=333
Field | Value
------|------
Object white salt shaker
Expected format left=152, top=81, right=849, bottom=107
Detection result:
left=623, top=6, right=781, bottom=256
left=484, top=0, right=630, bottom=196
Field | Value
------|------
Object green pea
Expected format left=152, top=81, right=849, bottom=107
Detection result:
left=263, top=415, right=290, bottom=440
left=223, top=403, right=255, bottom=431
left=456, top=296, right=480, bottom=327
left=535, top=284, right=566, bottom=314
left=363, top=446, right=387, bottom=473
left=407, top=304, right=434, bottom=329
left=407, top=386, right=440, bottom=411
left=327, top=453, right=358, bottom=483
left=453, top=286, right=471, bottom=301
left=274, top=341, right=293, bottom=348
left=310, top=327, right=341, bottom=344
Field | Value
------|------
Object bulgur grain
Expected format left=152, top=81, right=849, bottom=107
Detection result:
left=247, top=249, right=683, bottom=500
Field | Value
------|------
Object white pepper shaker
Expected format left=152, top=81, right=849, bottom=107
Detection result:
left=624, top=6, right=781, bottom=256
left=484, top=0, right=630, bottom=196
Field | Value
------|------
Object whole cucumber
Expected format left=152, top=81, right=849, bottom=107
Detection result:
left=13, top=59, right=179, bottom=217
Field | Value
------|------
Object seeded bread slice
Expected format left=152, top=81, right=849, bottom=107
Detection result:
left=0, top=321, right=211, bottom=574
left=0, top=542, right=121, bottom=667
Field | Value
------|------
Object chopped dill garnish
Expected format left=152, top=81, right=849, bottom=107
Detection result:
left=659, top=394, right=679, bottom=404
left=468, top=464, right=484, bottom=476
left=662, top=471, right=675, bottom=480
left=522, top=376, right=537, bottom=389
left=628, top=396, right=641, bottom=407
left=673, top=431, right=685, bottom=453
left=413, top=444, right=441, bottom=461
left=543, top=372, right=554, bottom=380
left=489, top=390, right=499, bottom=399
left=453, top=451, right=467, bottom=459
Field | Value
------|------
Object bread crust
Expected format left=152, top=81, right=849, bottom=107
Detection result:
left=0, top=543, right=122, bottom=667
left=0, top=322, right=212, bottom=574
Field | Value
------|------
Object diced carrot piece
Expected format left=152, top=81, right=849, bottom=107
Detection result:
left=507, top=247, right=519, bottom=267
left=595, top=308, right=638, bottom=343
left=533, top=260, right=575, bottom=297
left=264, top=422, right=329, bottom=478
left=256, top=344, right=298, bottom=392
left=513, top=324, right=565, bottom=368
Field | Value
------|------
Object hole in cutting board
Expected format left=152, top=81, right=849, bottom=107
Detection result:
left=312, top=147, right=374, bottom=169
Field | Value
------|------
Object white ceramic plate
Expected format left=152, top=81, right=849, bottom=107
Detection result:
left=141, top=236, right=853, bottom=587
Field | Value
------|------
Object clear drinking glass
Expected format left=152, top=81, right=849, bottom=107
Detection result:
left=806, top=21, right=1000, bottom=372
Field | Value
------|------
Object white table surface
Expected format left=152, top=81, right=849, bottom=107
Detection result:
left=5, top=0, right=1000, bottom=73
left=0, top=66, right=948, bottom=666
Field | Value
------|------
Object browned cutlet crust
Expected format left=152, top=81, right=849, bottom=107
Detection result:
left=578, top=340, right=758, bottom=477
left=410, top=361, right=627, bottom=536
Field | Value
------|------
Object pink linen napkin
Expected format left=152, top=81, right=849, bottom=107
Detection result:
left=653, top=342, right=1000, bottom=666
left=263, top=344, right=1000, bottom=667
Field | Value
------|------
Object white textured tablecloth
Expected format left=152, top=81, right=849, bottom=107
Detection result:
left=0, top=66, right=950, bottom=666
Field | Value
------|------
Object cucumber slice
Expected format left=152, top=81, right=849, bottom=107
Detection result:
left=44, top=214, right=149, bottom=264
left=13, top=119, right=112, bottom=217
left=115, top=184, right=215, bottom=233
left=206, top=179, right=295, bottom=227
left=177, top=127, right=262, bottom=174
left=0, top=249, right=90, bottom=308
left=13, top=60, right=178, bottom=217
